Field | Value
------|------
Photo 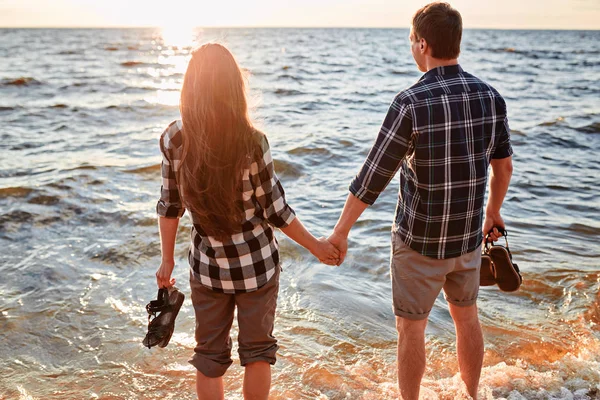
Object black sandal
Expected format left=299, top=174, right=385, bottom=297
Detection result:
left=480, top=228, right=523, bottom=292
left=143, top=287, right=185, bottom=349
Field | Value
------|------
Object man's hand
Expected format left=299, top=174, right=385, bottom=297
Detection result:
left=327, top=231, right=348, bottom=266
left=156, top=259, right=176, bottom=288
left=311, top=237, right=340, bottom=266
left=483, top=212, right=505, bottom=242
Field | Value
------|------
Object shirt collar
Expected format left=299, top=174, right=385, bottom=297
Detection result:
left=421, top=64, right=464, bottom=81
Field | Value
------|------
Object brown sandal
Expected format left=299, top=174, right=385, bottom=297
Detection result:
left=480, top=228, right=523, bottom=291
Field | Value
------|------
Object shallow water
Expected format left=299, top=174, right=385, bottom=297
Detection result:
left=1, top=28, right=599, bottom=399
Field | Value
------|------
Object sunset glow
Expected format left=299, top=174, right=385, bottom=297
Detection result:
left=1, top=0, right=599, bottom=29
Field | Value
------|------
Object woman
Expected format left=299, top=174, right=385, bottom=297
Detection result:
left=154, top=43, right=339, bottom=399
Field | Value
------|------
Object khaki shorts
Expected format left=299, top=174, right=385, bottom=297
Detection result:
left=188, top=267, right=280, bottom=377
left=391, top=233, right=481, bottom=320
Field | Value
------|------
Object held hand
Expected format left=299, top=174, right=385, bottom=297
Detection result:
left=327, top=231, right=348, bottom=266
left=311, top=237, right=340, bottom=266
left=483, top=212, right=505, bottom=243
left=156, top=259, right=176, bottom=289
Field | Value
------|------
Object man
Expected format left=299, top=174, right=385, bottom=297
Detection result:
left=327, top=2, right=513, bottom=399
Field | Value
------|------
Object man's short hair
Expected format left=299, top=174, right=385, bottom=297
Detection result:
left=412, top=2, right=462, bottom=59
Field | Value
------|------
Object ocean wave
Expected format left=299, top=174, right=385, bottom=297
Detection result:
left=105, top=105, right=135, bottom=111
left=273, top=159, right=303, bottom=178
left=27, top=195, right=61, bottom=206
left=489, top=48, right=566, bottom=60
left=2, top=77, right=41, bottom=86
left=61, top=165, right=97, bottom=172
left=124, top=164, right=161, bottom=174
left=277, top=74, right=303, bottom=82
left=58, top=50, right=82, bottom=55
left=274, top=88, right=304, bottom=96
left=567, top=223, right=600, bottom=236
left=510, top=129, right=526, bottom=136
left=576, top=122, right=600, bottom=134
left=288, top=146, right=332, bottom=156
left=0, top=187, right=33, bottom=199
left=539, top=117, right=565, bottom=127
left=120, top=61, right=146, bottom=67
left=0, top=210, right=35, bottom=226
left=119, top=86, right=161, bottom=93
left=10, top=142, right=44, bottom=150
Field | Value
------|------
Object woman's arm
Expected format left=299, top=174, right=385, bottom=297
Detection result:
left=280, top=217, right=339, bottom=265
left=156, top=216, right=179, bottom=288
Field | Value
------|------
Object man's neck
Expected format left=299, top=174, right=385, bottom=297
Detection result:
left=425, top=58, right=459, bottom=72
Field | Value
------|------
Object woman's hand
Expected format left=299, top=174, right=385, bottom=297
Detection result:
left=156, top=259, right=176, bottom=289
left=311, top=237, right=340, bottom=266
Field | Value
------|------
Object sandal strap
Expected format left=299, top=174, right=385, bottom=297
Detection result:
left=484, top=227, right=511, bottom=256
left=145, top=288, right=172, bottom=316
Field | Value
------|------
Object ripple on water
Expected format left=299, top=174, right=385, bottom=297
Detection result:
left=2, top=77, right=41, bottom=86
left=576, top=122, right=600, bottom=134
left=0, top=186, right=34, bottom=198
left=274, top=88, right=305, bottom=96
left=124, top=164, right=161, bottom=175
left=273, top=159, right=304, bottom=178
left=120, top=61, right=146, bottom=67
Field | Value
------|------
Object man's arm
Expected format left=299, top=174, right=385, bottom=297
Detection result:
left=328, top=193, right=370, bottom=265
left=483, top=156, right=513, bottom=242
left=328, top=97, right=413, bottom=265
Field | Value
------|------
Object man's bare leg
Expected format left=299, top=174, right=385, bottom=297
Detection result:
left=448, top=303, right=484, bottom=399
left=396, top=316, right=428, bottom=400
left=196, top=371, right=224, bottom=400
left=243, top=361, right=271, bottom=400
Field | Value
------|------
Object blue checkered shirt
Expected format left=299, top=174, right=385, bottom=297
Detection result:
left=350, top=65, right=513, bottom=259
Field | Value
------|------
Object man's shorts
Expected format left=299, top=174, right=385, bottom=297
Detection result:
left=188, top=266, right=280, bottom=377
left=390, top=232, right=481, bottom=320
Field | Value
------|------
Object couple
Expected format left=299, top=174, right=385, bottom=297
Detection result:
left=154, top=2, right=513, bottom=399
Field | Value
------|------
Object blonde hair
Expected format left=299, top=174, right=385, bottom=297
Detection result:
left=178, top=43, right=257, bottom=240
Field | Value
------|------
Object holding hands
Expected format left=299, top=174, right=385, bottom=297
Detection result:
left=310, top=237, right=341, bottom=266
left=326, top=231, right=348, bottom=266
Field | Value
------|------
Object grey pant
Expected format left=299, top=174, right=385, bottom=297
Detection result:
left=188, top=267, right=280, bottom=377
left=391, top=233, right=481, bottom=320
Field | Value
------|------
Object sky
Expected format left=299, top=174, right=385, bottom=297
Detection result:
left=0, top=0, right=599, bottom=30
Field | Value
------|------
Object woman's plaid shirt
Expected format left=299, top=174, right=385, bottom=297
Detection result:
left=350, top=65, right=513, bottom=259
left=156, top=120, right=296, bottom=293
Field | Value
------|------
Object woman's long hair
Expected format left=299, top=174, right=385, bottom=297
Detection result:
left=178, top=43, right=256, bottom=240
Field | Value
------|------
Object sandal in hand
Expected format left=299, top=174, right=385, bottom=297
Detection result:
left=142, top=286, right=185, bottom=348
left=480, top=228, right=523, bottom=292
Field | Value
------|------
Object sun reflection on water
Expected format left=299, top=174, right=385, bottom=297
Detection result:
left=145, top=90, right=181, bottom=107
left=160, top=25, right=199, bottom=49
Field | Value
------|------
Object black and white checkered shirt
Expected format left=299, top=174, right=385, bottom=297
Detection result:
left=157, top=120, right=296, bottom=293
left=350, top=65, right=513, bottom=259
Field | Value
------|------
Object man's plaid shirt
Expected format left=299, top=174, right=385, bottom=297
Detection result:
left=350, top=65, right=513, bottom=259
left=157, top=120, right=296, bottom=293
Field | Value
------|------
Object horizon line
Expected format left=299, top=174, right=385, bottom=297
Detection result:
left=1, top=25, right=599, bottom=31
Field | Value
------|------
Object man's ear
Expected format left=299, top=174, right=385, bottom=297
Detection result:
left=420, top=38, right=427, bottom=54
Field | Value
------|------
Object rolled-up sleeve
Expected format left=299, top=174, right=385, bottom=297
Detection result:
left=492, top=115, right=513, bottom=159
left=156, top=130, right=186, bottom=219
left=250, top=137, right=296, bottom=228
left=349, top=98, right=413, bottom=205
left=491, top=96, right=513, bottom=159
